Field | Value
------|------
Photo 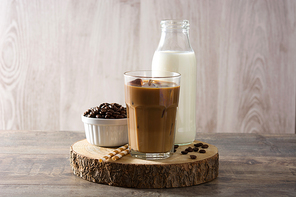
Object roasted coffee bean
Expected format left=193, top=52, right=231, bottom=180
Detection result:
left=106, top=112, right=112, bottom=116
left=190, top=155, right=197, bottom=159
left=174, top=145, right=179, bottom=149
left=174, top=149, right=177, bottom=152
left=194, top=143, right=203, bottom=147
left=185, top=147, right=193, bottom=152
left=202, top=144, right=209, bottom=148
left=107, top=109, right=114, bottom=113
left=113, top=106, right=118, bottom=111
left=181, top=151, right=188, bottom=155
left=199, top=150, right=206, bottom=153
left=193, top=147, right=199, bottom=152
left=84, top=103, right=127, bottom=119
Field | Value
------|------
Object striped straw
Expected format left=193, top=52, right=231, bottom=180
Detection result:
left=111, top=149, right=130, bottom=161
left=99, top=144, right=128, bottom=162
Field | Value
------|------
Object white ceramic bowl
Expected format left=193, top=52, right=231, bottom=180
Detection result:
left=81, top=115, right=128, bottom=147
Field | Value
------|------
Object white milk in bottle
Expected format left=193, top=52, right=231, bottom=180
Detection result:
left=152, top=20, right=197, bottom=145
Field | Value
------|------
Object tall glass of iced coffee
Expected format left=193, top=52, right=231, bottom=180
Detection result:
left=124, top=70, right=180, bottom=159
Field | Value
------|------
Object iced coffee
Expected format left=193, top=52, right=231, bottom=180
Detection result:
left=124, top=71, right=180, bottom=159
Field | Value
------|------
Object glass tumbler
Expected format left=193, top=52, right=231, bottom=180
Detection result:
left=124, top=70, right=181, bottom=160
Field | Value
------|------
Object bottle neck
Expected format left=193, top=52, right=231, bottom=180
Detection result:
left=156, top=30, right=193, bottom=52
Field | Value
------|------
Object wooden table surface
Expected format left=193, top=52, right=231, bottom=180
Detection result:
left=1, top=131, right=295, bottom=196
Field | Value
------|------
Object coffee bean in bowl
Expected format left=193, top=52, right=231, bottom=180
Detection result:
left=81, top=103, right=128, bottom=147
left=83, top=103, right=127, bottom=119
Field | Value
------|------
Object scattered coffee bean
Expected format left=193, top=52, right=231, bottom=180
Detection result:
left=174, top=149, right=177, bottom=152
left=193, top=147, right=199, bottom=152
left=83, top=103, right=127, bottom=119
left=181, top=151, right=188, bottom=155
left=174, top=145, right=179, bottom=149
left=199, top=150, right=206, bottom=153
left=190, top=155, right=197, bottom=159
left=185, top=147, right=193, bottom=152
left=202, top=144, right=209, bottom=149
left=194, top=143, right=203, bottom=147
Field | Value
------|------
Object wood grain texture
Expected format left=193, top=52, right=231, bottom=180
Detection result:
left=70, top=139, right=219, bottom=188
left=0, top=131, right=295, bottom=196
left=0, top=0, right=295, bottom=133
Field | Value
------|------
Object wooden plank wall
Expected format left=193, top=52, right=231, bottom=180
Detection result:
left=0, top=0, right=295, bottom=133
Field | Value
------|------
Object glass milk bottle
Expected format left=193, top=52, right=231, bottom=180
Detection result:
left=152, top=19, right=197, bottom=145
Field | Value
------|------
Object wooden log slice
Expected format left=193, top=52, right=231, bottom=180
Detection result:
left=70, top=139, right=219, bottom=188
